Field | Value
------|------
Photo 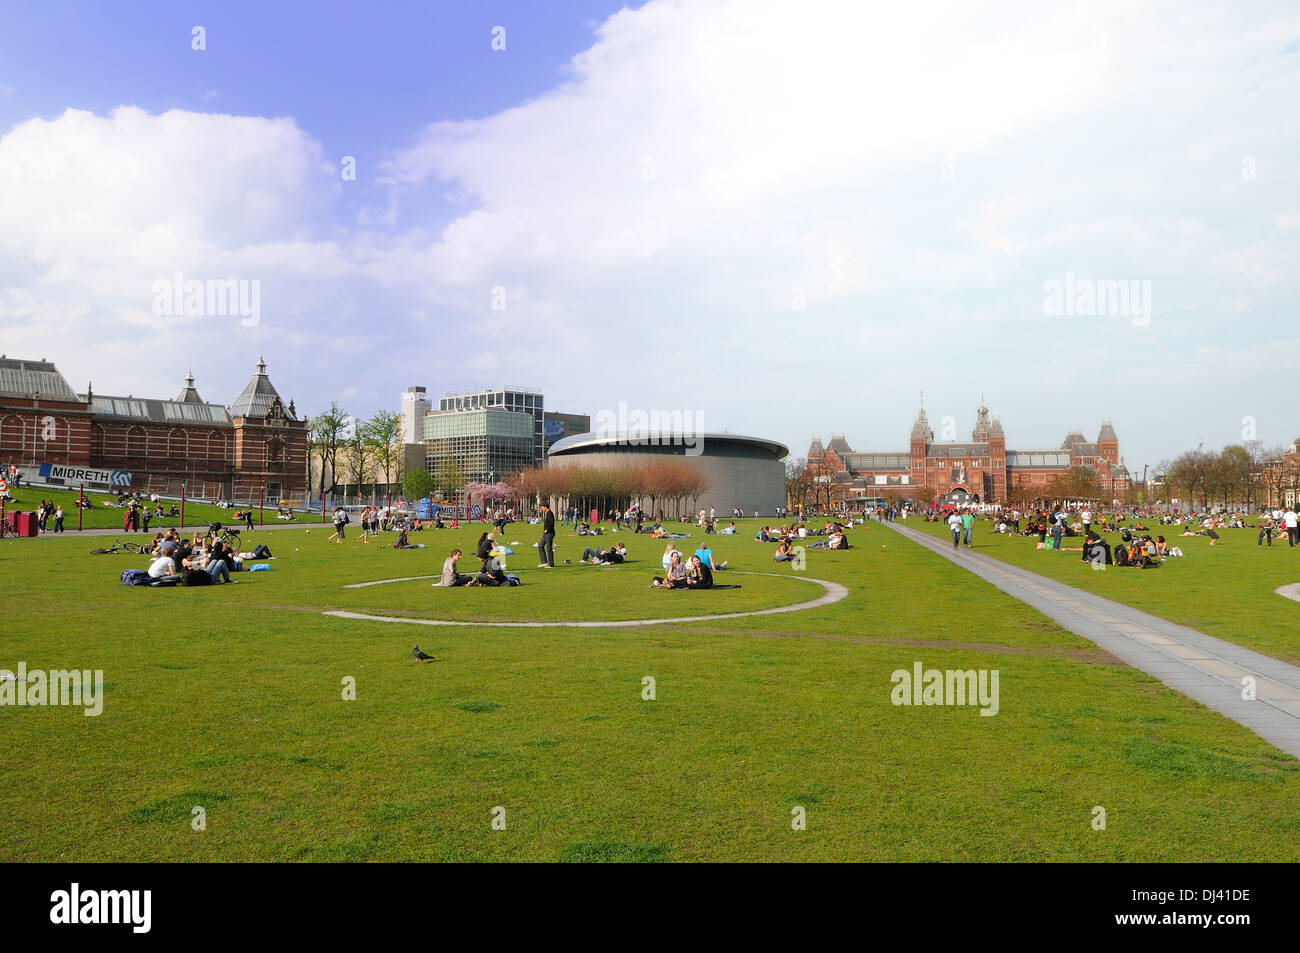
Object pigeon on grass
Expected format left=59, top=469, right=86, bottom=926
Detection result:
left=413, top=645, right=436, bottom=662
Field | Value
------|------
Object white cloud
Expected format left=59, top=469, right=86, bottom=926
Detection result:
left=1, top=0, right=1298, bottom=462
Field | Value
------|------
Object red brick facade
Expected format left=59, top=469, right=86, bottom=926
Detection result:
left=808, top=401, right=1130, bottom=504
left=0, top=358, right=306, bottom=502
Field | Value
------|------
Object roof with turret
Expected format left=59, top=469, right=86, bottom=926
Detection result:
left=229, top=358, right=296, bottom=420
left=176, top=372, right=204, bottom=404
left=1098, top=421, right=1118, bottom=442
left=911, top=408, right=934, bottom=441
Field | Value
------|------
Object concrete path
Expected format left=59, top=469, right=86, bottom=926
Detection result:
left=1277, top=583, right=1300, bottom=604
left=885, top=521, right=1300, bottom=759
left=325, top=570, right=849, bottom=629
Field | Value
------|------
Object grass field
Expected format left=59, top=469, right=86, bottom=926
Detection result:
left=4, top=518, right=1300, bottom=862
left=908, top=517, right=1300, bottom=664
left=2, top=484, right=302, bottom=533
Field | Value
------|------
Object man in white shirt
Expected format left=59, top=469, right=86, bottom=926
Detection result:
left=148, top=555, right=176, bottom=578
left=947, top=511, right=963, bottom=549
left=1284, top=507, right=1299, bottom=547
left=1081, top=508, right=1092, bottom=535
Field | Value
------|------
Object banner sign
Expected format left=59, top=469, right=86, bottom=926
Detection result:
left=37, top=463, right=132, bottom=486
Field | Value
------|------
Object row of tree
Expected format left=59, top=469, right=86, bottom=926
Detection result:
left=308, top=404, right=402, bottom=498
left=506, top=460, right=711, bottom=518
left=1159, top=442, right=1298, bottom=511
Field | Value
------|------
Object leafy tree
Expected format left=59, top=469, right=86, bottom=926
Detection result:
left=363, top=410, right=402, bottom=496
left=343, top=416, right=373, bottom=501
left=308, top=402, right=349, bottom=499
left=402, top=467, right=436, bottom=503
left=433, top=459, right=466, bottom=499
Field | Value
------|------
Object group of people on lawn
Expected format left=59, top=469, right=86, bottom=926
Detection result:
left=433, top=518, right=730, bottom=590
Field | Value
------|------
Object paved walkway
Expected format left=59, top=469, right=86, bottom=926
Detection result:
left=1277, top=583, right=1300, bottom=604
left=19, top=519, right=340, bottom=539
left=886, top=520, right=1300, bottom=759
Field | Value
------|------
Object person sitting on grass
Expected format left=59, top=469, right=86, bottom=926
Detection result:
left=1081, top=529, right=1111, bottom=564
left=661, top=541, right=680, bottom=569
left=438, top=548, right=470, bottom=586
left=652, top=551, right=689, bottom=589
left=393, top=527, right=424, bottom=549
left=693, top=542, right=727, bottom=571
left=469, top=554, right=508, bottom=586
left=774, top=539, right=796, bottom=562
left=147, top=553, right=176, bottom=579
left=685, top=554, right=714, bottom=589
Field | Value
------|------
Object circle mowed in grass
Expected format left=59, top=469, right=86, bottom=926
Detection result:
left=327, top=566, right=823, bottom=624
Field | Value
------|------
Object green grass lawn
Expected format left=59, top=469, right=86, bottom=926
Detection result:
left=2, top=483, right=301, bottom=532
left=907, top=516, right=1300, bottom=664
left=3, top=518, right=1300, bottom=861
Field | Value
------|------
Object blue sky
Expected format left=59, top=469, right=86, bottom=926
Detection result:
left=1, top=0, right=1298, bottom=473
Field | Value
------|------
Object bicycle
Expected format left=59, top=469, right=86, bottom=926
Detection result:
left=90, top=538, right=149, bottom=555
left=208, top=522, right=242, bottom=548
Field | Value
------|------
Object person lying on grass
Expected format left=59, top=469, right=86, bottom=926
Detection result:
left=651, top=551, right=689, bottom=589
left=581, top=541, right=627, bottom=565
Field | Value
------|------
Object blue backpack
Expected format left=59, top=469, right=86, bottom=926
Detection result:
left=121, top=568, right=152, bottom=586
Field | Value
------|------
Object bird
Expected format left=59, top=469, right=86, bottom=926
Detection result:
left=413, top=645, right=436, bottom=662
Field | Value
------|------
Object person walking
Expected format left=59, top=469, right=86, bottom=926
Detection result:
left=538, top=501, right=556, bottom=567
left=1258, top=514, right=1274, bottom=547
left=961, top=508, right=975, bottom=549
left=947, top=510, right=962, bottom=549
left=245, top=508, right=255, bottom=531
left=1285, top=507, right=1299, bottom=547
left=1050, top=510, right=1064, bottom=551
left=1081, top=506, right=1092, bottom=536
left=54, top=504, right=65, bottom=533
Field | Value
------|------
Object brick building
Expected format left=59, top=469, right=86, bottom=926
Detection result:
left=0, top=356, right=307, bottom=502
left=806, top=398, right=1131, bottom=505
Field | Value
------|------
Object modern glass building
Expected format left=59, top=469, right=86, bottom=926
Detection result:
left=423, top=408, right=534, bottom=485
left=439, top=387, right=545, bottom=465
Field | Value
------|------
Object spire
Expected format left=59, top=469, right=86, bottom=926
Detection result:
left=911, top=407, right=933, bottom=442
left=972, top=394, right=992, bottom=441
left=176, top=371, right=204, bottom=404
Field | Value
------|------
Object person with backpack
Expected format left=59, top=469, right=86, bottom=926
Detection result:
left=328, top=506, right=348, bottom=543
